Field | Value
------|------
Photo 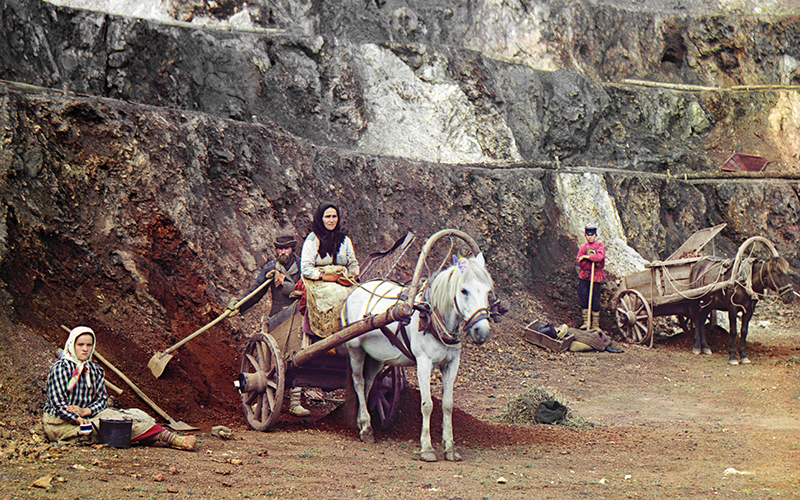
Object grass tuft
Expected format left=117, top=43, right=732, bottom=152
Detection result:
left=494, top=386, right=594, bottom=429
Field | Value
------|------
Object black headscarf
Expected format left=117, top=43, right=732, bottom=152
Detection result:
left=312, top=202, right=346, bottom=262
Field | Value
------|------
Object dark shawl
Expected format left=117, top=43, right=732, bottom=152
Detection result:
left=312, top=202, right=346, bottom=262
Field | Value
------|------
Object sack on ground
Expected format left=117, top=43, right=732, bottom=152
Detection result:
left=535, top=400, right=567, bottom=424
left=567, top=327, right=613, bottom=352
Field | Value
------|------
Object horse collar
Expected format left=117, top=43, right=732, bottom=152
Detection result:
left=418, top=288, right=462, bottom=346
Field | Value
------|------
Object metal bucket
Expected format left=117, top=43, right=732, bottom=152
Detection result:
left=98, top=419, right=132, bottom=448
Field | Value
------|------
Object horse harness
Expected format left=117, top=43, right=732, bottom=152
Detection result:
left=354, top=280, right=501, bottom=363
left=694, top=256, right=790, bottom=312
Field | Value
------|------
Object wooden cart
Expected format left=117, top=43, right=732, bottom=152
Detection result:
left=613, top=223, right=783, bottom=346
left=234, top=229, right=504, bottom=432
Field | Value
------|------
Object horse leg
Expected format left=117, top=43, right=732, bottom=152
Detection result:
left=439, top=356, right=461, bottom=461
left=700, top=310, right=712, bottom=355
left=692, top=308, right=712, bottom=355
left=347, top=346, right=374, bottom=443
left=739, top=307, right=754, bottom=364
left=416, top=358, right=437, bottom=462
left=691, top=306, right=702, bottom=355
left=727, top=309, right=739, bottom=365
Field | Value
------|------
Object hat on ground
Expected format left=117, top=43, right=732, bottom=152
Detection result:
left=584, top=227, right=597, bottom=236
left=274, top=235, right=297, bottom=249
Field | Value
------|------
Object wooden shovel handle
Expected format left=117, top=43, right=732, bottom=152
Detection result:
left=61, top=325, right=174, bottom=422
left=161, top=273, right=276, bottom=356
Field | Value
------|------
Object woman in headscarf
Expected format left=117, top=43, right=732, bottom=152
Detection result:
left=300, top=202, right=359, bottom=281
left=43, top=326, right=196, bottom=450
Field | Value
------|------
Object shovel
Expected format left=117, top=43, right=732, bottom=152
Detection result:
left=60, top=325, right=198, bottom=432
left=586, top=260, right=595, bottom=331
left=147, top=273, right=275, bottom=378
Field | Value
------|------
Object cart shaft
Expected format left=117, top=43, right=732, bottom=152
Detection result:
left=291, top=303, right=413, bottom=367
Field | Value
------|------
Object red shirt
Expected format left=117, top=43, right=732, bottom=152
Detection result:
left=577, top=241, right=606, bottom=282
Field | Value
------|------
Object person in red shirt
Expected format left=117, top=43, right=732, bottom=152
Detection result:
left=576, top=226, right=606, bottom=330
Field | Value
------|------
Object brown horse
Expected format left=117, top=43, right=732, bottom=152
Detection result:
left=688, top=256, right=793, bottom=364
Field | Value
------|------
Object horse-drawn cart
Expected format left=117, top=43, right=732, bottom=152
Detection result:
left=234, top=229, right=507, bottom=439
left=613, top=223, right=787, bottom=347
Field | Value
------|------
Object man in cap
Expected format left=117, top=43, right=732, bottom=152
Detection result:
left=576, top=226, right=605, bottom=330
left=241, top=234, right=302, bottom=317
left=240, top=234, right=312, bottom=417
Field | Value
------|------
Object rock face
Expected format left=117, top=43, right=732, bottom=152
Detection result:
left=1, top=0, right=800, bottom=419
left=4, top=0, right=800, bottom=168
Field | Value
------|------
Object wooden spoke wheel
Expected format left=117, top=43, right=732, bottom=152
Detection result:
left=238, top=334, right=285, bottom=432
left=369, top=365, right=406, bottom=431
left=614, top=289, right=653, bottom=346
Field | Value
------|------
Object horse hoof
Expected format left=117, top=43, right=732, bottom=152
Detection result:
left=692, top=348, right=701, bottom=355
left=741, top=357, right=751, bottom=364
left=702, top=348, right=712, bottom=355
left=445, top=450, right=462, bottom=461
left=359, top=428, right=374, bottom=444
left=728, top=359, right=739, bottom=366
left=419, top=451, right=437, bottom=462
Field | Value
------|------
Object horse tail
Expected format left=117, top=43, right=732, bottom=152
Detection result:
left=342, top=356, right=359, bottom=428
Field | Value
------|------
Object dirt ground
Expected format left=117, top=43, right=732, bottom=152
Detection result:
left=2, top=296, right=799, bottom=500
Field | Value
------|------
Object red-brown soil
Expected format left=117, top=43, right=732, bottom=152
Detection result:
left=1, top=297, right=799, bottom=499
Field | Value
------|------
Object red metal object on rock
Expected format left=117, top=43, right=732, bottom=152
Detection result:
left=720, top=153, right=770, bottom=172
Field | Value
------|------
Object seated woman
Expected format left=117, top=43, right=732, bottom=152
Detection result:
left=43, top=326, right=196, bottom=450
left=290, top=202, right=360, bottom=417
left=301, top=201, right=360, bottom=282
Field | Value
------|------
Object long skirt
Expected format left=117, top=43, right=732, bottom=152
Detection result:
left=42, top=408, right=158, bottom=444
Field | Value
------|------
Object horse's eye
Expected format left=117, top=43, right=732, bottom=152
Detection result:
left=461, top=288, right=469, bottom=296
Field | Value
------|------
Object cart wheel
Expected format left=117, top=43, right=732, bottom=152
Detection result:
left=369, top=365, right=406, bottom=431
left=238, top=334, right=285, bottom=432
left=614, top=289, right=653, bottom=345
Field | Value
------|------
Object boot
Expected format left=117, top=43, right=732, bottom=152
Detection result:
left=592, top=311, right=601, bottom=330
left=289, top=387, right=311, bottom=417
left=579, top=309, right=590, bottom=329
left=170, top=435, right=197, bottom=451
left=156, top=430, right=197, bottom=451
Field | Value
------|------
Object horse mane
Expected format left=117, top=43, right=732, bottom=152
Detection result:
left=428, top=255, right=494, bottom=315
left=770, top=256, right=790, bottom=275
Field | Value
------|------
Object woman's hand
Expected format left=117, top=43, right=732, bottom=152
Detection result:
left=66, top=405, right=91, bottom=417
left=322, top=273, right=339, bottom=282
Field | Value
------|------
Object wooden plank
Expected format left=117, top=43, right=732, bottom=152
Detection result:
left=521, top=322, right=573, bottom=353
left=645, top=256, right=705, bottom=268
left=665, top=223, right=726, bottom=261
left=624, top=270, right=654, bottom=289
left=660, top=264, right=695, bottom=294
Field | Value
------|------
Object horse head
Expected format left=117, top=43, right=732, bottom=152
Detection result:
left=760, top=257, right=794, bottom=304
left=430, top=253, right=494, bottom=345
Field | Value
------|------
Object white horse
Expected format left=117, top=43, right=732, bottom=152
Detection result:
left=343, top=253, right=494, bottom=462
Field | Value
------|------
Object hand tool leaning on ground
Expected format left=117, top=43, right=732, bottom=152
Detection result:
left=585, top=260, right=596, bottom=331
left=60, top=325, right=198, bottom=432
left=147, top=273, right=275, bottom=378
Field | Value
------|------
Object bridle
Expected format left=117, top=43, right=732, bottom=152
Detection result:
left=759, top=260, right=793, bottom=299
left=453, top=297, right=492, bottom=339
